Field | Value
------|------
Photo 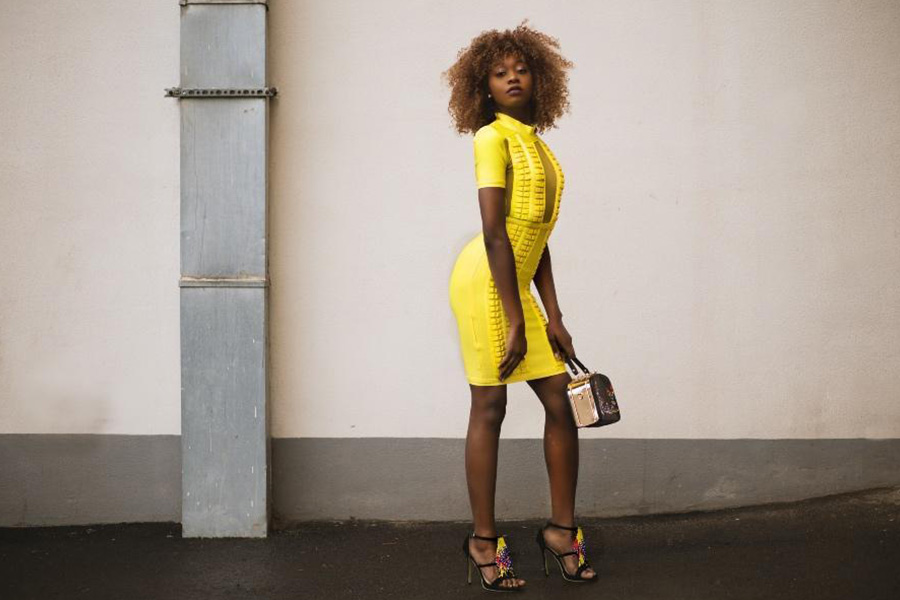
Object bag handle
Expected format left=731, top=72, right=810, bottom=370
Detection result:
left=565, top=355, right=591, bottom=376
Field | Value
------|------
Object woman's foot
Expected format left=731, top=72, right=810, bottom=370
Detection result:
left=541, top=525, right=597, bottom=580
left=468, top=536, right=527, bottom=589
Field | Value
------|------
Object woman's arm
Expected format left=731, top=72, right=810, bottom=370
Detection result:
left=479, top=186, right=526, bottom=380
left=532, top=243, right=562, bottom=322
left=532, top=243, right=576, bottom=361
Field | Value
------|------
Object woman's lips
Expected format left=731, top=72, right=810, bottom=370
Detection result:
left=507, top=88, right=522, bottom=96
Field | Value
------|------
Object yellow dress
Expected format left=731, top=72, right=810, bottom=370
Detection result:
left=448, top=111, right=569, bottom=386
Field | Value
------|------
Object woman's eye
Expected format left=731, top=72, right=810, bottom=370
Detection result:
left=495, top=67, right=526, bottom=76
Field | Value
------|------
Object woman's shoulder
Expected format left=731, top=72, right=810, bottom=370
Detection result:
left=473, top=122, right=510, bottom=160
left=473, top=121, right=504, bottom=143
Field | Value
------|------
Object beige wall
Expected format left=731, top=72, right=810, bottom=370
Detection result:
left=0, top=1, right=181, bottom=434
left=2, top=1, right=898, bottom=440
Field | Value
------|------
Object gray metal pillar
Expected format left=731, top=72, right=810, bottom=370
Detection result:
left=166, top=0, right=276, bottom=538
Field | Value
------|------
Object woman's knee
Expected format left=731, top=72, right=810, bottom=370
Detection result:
left=470, top=386, right=508, bottom=428
left=528, top=373, right=573, bottom=423
left=539, top=390, right=575, bottom=426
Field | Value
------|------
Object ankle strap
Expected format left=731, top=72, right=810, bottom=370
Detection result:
left=471, top=531, right=501, bottom=541
left=546, top=520, right=578, bottom=532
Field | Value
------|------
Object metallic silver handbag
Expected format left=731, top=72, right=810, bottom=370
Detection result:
left=564, top=356, right=621, bottom=428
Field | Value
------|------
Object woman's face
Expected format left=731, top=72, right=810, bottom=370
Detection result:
left=487, top=54, right=533, bottom=110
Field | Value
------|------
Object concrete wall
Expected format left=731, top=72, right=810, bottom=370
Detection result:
left=0, top=2, right=181, bottom=434
left=1, top=0, right=899, bottom=526
left=268, top=0, right=900, bottom=441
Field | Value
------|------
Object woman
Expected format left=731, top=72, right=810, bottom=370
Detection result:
left=443, top=21, right=599, bottom=591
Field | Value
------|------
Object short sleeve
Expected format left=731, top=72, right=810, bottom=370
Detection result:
left=473, top=127, right=509, bottom=189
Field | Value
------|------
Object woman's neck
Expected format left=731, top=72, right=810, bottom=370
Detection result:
left=496, top=107, right=533, bottom=126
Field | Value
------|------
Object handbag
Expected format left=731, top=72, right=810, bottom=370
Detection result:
left=564, top=356, right=621, bottom=428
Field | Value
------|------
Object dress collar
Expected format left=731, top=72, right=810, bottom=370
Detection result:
left=493, top=111, right=536, bottom=137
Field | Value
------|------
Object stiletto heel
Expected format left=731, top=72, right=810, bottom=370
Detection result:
left=462, top=531, right=524, bottom=592
left=535, top=520, right=599, bottom=583
left=539, top=543, right=550, bottom=576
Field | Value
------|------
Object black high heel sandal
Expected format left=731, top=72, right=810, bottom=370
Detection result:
left=462, top=531, right=524, bottom=592
left=536, top=520, right=599, bottom=583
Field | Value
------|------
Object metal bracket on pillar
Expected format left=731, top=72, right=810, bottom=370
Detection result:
left=179, top=0, right=269, bottom=8
left=164, top=87, right=278, bottom=98
left=179, top=276, right=268, bottom=288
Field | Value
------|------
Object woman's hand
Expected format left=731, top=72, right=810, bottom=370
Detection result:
left=499, top=321, right=527, bottom=381
left=546, top=317, right=575, bottom=362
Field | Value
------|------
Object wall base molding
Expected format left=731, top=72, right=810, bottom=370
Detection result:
left=2, top=435, right=898, bottom=526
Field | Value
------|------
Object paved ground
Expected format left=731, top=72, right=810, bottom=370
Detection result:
left=2, top=486, right=899, bottom=600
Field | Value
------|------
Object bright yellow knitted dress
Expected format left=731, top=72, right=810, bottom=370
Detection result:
left=449, top=112, right=569, bottom=386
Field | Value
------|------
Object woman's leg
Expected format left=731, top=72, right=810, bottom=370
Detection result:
left=465, top=383, right=525, bottom=588
left=527, top=372, right=596, bottom=579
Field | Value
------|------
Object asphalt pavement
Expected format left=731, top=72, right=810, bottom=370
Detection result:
left=2, top=486, right=898, bottom=599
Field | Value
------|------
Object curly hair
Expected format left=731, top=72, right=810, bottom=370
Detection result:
left=442, top=19, right=574, bottom=136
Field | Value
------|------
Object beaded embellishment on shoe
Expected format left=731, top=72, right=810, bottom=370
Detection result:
left=495, top=535, right=515, bottom=578
left=573, top=527, right=587, bottom=568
